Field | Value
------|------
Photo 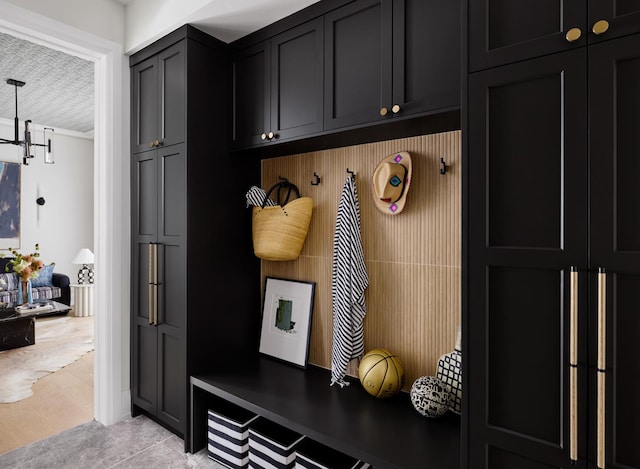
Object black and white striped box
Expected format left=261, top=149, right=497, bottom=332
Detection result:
left=208, top=404, right=259, bottom=469
left=248, top=418, right=304, bottom=469
left=294, top=438, right=371, bottom=469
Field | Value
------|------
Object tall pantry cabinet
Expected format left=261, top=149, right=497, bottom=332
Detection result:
left=464, top=2, right=640, bottom=468
left=130, top=25, right=260, bottom=441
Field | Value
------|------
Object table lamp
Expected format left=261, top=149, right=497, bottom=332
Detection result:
left=71, top=248, right=94, bottom=284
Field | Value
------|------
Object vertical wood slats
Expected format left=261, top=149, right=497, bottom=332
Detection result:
left=261, top=132, right=461, bottom=390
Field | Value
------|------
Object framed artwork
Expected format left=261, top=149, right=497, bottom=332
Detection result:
left=0, top=161, right=20, bottom=250
left=259, top=277, right=315, bottom=368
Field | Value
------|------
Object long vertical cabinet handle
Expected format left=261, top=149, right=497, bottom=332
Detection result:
left=153, top=243, right=159, bottom=326
left=597, top=268, right=607, bottom=469
left=569, top=266, right=578, bottom=463
left=148, top=243, right=153, bottom=325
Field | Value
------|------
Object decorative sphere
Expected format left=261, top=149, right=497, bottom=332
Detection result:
left=410, top=376, right=451, bottom=417
left=358, top=348, right=405, bottom=398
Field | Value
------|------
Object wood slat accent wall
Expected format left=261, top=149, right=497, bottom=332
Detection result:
left=260, top=131, right=461, bottom=390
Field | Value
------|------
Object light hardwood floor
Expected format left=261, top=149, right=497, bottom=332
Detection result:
left=0, top=350, right=94, bottom=455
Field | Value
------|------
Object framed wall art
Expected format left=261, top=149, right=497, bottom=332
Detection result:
left=0, top=161, right=21, bottom=249
left=259, top=277, right=315, bottom=368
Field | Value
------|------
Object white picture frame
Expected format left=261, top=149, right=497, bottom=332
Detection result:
left=259, top=277, right=315, bottom=369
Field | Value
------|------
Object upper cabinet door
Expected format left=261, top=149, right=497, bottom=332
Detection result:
left=589, top=0, right=640, bottom=43
left=391, top=0, right=460, bottom=117
left=132, top=41, right=185, bottom=153
left=231, top=40, right=271, bottom=148
left=468, top=0, right=586, bottom=72
left=132, top=56, right=159, bottom=153
left=157, top=42, right=185, bottom=149
left=324, top=0, right=392, bottom=130
left=270, top=18, right=324, bottom=142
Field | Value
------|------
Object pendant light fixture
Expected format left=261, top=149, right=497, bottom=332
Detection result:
left=0, top=78, right=55, bottom=165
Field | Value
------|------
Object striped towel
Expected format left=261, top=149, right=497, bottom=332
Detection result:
left=245, top=185, right=277, bottom=208
left=331, top=174, right=369, bottom=387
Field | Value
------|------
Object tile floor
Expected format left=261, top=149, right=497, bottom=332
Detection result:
left=0, top=414, right=223, bottom=468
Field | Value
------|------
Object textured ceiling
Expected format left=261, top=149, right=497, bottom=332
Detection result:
left=0, top=32, right=94, bottom=134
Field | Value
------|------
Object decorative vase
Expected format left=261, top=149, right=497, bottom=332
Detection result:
left=18, top=280, right=33, bottom=305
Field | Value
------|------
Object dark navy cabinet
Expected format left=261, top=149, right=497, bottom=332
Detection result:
left=130, top=25, right=260, bottom=443
left=468, top=0, right=640, bottom=72
left=324, top=0, right=459, bottom=130
left=464, top=4, right=640, bottom=466
left=231, top=18, right=324, bottom=148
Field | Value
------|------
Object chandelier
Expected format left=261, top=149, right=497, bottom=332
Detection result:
left=0, top=78, right=54, bottom=165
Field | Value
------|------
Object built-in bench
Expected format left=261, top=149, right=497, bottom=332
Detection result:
left=190, top=357, right=460, bottom=469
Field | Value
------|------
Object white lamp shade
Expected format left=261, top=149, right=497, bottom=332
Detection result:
left=72, top=248, right=94, bottom=265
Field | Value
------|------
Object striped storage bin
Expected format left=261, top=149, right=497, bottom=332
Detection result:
left=208, top=403, right=259, bottom=469
left=294, top=438, right=371, bottom=469
left=248, top=418, right=304, bottom=469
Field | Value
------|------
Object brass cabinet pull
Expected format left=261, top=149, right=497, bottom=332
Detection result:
left=268, top=131, right=275, bottom=139
left=569, top=267, right=579, bottom=463
left=379, top=107, right=388, bottom=116
left=592, top=20, right=610, bottom=36
left=566, top=27, right=582, bottom=42
left=149, top=141, right=155, bottom=148
left=392, top=104, right=401, bottom=114
left=597, top=268, right=606, bottom=469
left=153, top=243, right=159, bottom=325
left=147, top=243, right=153, bottom=325
left=260, top=133, right=267, bottom=140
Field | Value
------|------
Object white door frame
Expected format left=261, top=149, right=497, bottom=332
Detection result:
left=0, top=1, right=130, bottom=425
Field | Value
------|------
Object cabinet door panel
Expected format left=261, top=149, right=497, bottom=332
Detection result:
left=157, top=328, right=184, bottom=432
left=589, top=34, right=640, bottom=469
left=271, top=18, right=323, bottom=141
left=158, top=145, right=186, bottom=241
left=324, top=0, right=392, bottom=130
left=132, top=58, right=158, bottom=153
left=487, top=73, right=562, bottom=249
left=589, top=0, right=640, bottom=42
left=392, top=0, right=460, bottom=116
left=158, top=42, right=185, bottom=148
left=467, top=50, right=588, bottom=468
left=232, top=41, right=271, bottom=147
left=132, top=319, right=158, bottom=413
left=134, top=153, right=157, bottom=238
left=468, top=0, right=586, bottom=71
left=608, top=273, right=640, bottom=468
left=159, top=242, right=185, bottom=329
left=488, top=266, right=563, bottom=444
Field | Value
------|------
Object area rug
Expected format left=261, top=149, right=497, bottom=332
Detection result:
left=0, top=315, right=94, bottom=404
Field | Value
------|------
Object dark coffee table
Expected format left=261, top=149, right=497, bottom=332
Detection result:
left=0, top=300, right=71, bottom=351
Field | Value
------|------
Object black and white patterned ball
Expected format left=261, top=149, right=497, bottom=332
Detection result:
left=410, top=376, right=451, bottom=418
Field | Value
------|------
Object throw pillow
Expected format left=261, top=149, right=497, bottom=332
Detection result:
left=31, top=263, right=55, bottom=287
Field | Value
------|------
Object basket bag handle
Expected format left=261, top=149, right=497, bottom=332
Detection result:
left=261, top=180, right=301, bottom=208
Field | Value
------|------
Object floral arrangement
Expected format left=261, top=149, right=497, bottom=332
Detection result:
left=2, top=244, right=45, bottom=282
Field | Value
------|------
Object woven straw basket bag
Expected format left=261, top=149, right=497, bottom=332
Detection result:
left=252, top=181, right=313, bottom=261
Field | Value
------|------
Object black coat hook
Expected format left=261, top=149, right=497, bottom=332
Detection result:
left=278, top=175, right=289, bottom=182
left=346, top=168, right=355, bottom=178
left=440, top=157, right=448, bottom=175
left=311, top=172, right=321, bottom=185
left=36, top=197, right=46, bottom=206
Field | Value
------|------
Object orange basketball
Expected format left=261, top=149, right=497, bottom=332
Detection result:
left=358, top=348, right=405, bottom=398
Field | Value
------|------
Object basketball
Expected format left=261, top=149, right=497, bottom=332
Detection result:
left=358, top=348, right=405, bottom=398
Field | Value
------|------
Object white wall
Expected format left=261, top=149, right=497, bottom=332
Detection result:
left=0, top=0, right=131, bottom=425
left=0, top=123, right=93, bottom=279
left=1, top=0, right=124, bottom=44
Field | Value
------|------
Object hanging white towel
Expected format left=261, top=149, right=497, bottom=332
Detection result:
left=331, top=174, right=369, bottom=387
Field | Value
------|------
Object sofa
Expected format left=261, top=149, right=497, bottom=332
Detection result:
left=0, top=258, right=71, bottom=306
